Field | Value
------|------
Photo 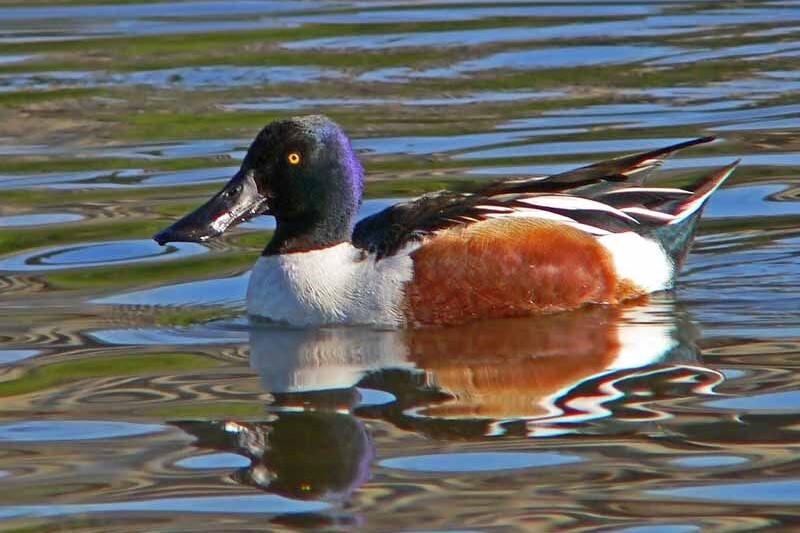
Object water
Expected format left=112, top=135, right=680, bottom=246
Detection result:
left=0, top=0, right=799, bottom=530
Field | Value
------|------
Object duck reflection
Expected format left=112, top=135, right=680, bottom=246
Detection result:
left=249, top=299, right=715, bottom=427
left=173, top=389, right=372, bottom=501
left=174, top=297, right=722, bottom=502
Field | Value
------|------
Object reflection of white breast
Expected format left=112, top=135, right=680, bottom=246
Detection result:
left=246, top=243, right=414, bottom=327
left=248, top=324, right=412, bottom=393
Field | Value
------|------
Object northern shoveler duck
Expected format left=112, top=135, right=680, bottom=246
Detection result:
left=154, top=115, right=738, bottom=328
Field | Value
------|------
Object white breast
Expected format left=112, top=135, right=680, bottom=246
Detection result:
left=246, top=243, right=414, bottom=327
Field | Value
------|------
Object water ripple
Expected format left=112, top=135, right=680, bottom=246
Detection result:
left=0, top=239, right=206, bottom=272
left=380, top=452, right=583, bottom=473
left=0, top=420, right=165, bottom=442
left=0, top=494, right=330, bottom=520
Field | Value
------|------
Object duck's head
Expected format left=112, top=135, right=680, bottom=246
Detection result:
left=153, top=115, right=364, bottom=254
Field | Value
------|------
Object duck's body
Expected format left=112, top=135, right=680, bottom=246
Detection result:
left=245, top=219, right=669, bottom=327
left=154, top=115, right=738, bottom=328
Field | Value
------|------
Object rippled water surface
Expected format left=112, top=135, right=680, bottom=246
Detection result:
left=1, top=1, right=799, bottom=531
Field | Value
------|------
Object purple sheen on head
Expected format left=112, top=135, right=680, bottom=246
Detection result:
left=333, top=126, right=365, bottom=202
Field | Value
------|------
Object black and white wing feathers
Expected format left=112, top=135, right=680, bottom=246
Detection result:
left=352, top=191, right=641, bottom=258
left=352, top=191, right=494, bottom=258
left=352, top=137, right=718, bottom=259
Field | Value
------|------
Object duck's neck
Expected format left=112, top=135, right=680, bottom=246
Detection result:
left=264, top=214, right=354, bottom=255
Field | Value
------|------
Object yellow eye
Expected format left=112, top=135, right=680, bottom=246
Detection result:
left=287, top=152, right=301, bottom=165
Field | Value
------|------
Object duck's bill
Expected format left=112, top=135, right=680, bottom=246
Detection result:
left=153, top=169, right=269, bottom=245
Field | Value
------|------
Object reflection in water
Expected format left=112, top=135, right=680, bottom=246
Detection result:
left=252, top=299, right=717, bottom=432
left=175, top=406, right=373, bottom=502
left=175, top=299, right=722, bottom=502
left=249, top=324, right=410, bottom=393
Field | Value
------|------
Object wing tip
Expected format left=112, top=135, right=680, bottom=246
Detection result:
left=647, top=135, right=717, bottom=158
left=693, top=135, right=717, bottom=146
left=670, top=159, right=739, bottom=222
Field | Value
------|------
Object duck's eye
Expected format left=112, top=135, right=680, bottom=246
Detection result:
left=287, top=152, right=301, bottom=165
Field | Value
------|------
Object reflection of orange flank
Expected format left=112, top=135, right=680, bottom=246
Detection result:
left=409, top=308, right=623, bottom=419
left=407, top=305, right=691, bottom=420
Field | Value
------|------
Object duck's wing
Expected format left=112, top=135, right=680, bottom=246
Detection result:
left=352, top=190, right=641, bottom=259
left=353, top=191, right=478, bottom=259
left=477, top=136, right=715, bottom=197
left=353, top=137, right=724, bottom=260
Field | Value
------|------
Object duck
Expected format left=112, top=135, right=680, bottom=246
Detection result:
left=154, top=115, right=738, bottom=328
